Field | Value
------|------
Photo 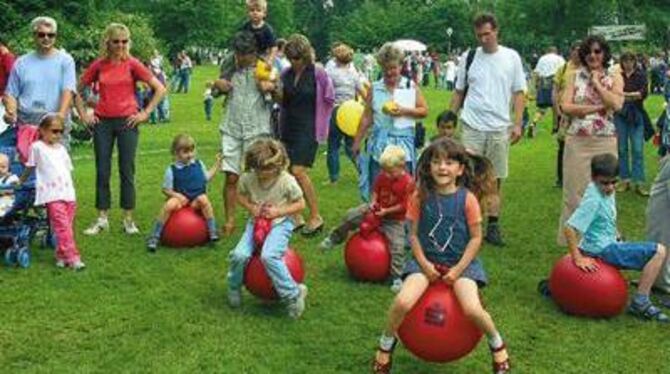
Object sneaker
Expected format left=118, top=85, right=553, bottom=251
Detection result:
left=228, top=289, right=242, bottom=308
left=287, top=284, right=308, bottom=319
left=635, top=184, right=650, bottom=197
left=147, top=237, right=159, bottom=252
left=83, top=218, right=109, bottom=236
left=628, top=301, right=670, bottom=323
left=209, top=232, right=220, bottom=243
left=71, top=260, right=86, bottom=270
left=616, top=181, right=630, bottom=193
left=485, top=223, right=506, bottom=247
left=390, top=278, right=403, bottom=293
left=319, top=235, right=335, bottom=251
left=55, top=259, right=66, bottom=268
left=123, top=219, right=140, bottom=235
left=527, top=125, right=536, bottom=139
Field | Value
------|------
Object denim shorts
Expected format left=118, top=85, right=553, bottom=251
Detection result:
left=586, top=242, right=658, bottom=271
left=402, top=258, right=488, bottom=288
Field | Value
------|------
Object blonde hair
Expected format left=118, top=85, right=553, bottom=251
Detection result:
left=285, top=34, right=314, bottom=65
left=376, top=42, right=404, bottom=67
left=246, top=0, right=267, bottom=11
left=244, top=139, right=289, bottom=173
left=31, top=16, right=57, bottom=33
left=100, top=23, right=131, bottom=60
left=379, top=145, right=407, bottom=169
left=171, top=134, right=196, bottom=155
left=333, top=43, right=354, bottom=65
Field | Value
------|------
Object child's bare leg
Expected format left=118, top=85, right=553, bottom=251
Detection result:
left=223, top=172, right=239, bottom=235
left=193, top=194, right=219, bottom=240
left=158, top=198, right=184, bottom=223
left=637, top=244, right=667, bottom=295
left=192, top=194, right=215, bottom=219
left=453, top=278, right=509, bottom=366
left=375, top=274, right=429, bottom=366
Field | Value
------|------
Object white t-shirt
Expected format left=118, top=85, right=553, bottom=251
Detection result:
left=444, top=60, right=457, bottom=82
left=26, top=140, right=75, bottom=205
left=534, top=52, right=566, bottom=78
left=456, top=46, right=527, bottom=132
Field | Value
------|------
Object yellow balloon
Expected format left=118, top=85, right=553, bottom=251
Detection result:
left=255, top=60, right=272, bottom=81
left=336, top=100, right=365, bottom=137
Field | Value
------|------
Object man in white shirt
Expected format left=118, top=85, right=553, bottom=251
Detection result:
left=448, top=13, right=526, bottom=247
left=529, top=46, right=565, bottom=138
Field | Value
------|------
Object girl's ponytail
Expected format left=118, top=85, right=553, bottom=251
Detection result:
left=462, top=152, right=497, bottom=212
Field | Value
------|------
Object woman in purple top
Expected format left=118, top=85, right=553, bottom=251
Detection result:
left=276, top=34, right=334, bottom=236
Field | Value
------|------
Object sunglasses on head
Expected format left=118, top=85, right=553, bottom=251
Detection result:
left=112, top=39, right=129, bottom=45
left=35, top=32, right=56, bottom=39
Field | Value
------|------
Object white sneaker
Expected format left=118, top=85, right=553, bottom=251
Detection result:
left=83, top=218, right=109, bottom=236
left=390, top=278, right=403, bottom=293
left=319, top=236, right=335, bottom=250
left=55, top=260, right=66, bottom=268
left=123, top=219, right=140, bottom=235
left=287, top=284, right=308, bottom=319
left=228, top=289, right=242, bottom=308
left=71, top=260, right=86, bottom=270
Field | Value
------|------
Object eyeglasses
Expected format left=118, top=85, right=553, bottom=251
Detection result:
left=287, top=56, right=301, bottom=61
left=112, top=39, right=129, bottom=45
left=50, top=129, right=64, bottom=134
left=589, top=49, right=603, bottom=55
left=35, top=32, right=56, bottom=39
left=428, top=198, right=457, bottom=253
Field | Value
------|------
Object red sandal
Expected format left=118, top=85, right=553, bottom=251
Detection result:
left=491, top=342, right=511, bottom=374
left=372, top=337, right=397, bottom=374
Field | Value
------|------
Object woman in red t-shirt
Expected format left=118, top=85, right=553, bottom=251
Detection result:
left=75, top=23, right=166, bottom=236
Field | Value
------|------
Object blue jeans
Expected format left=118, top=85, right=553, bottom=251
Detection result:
left=615, top=112, right=645, bottom=183
left=204, top=98, right=214, bottom=121
left=227, top=219, right=299, bottom=301
left=586, top=242, right=658, bottom=271
left=150, top=98, right=169, bottom=123
left=326, top=110, right=354, bottom=182
left=177, top=69, right=191, bottom=93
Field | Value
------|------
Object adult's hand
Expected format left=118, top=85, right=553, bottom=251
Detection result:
left=510, top=125, right=523, bottom=145
left=3, top=110, right=16, bottom=125
left=82, top=112, right=100, bottom=127
left=126, top=110, right=149, bottom=128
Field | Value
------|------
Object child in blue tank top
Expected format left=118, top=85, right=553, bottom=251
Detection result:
left=146, top=134, right=221, bottom=251
left=372, top=139, right=511, bottom=374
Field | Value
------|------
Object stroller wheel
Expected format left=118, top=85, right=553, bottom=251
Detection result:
left=4, top=249, right=17, bottom=266
left=17, top=249, right=30, bottom=268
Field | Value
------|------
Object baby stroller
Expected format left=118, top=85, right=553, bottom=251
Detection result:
left=0, top=140, right=54, bottom=268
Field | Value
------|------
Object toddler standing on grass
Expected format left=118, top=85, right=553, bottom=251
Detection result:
left=203, top=81, right=214, bottom=121
left=146, top=134, right=221, bottom=252
left=19, top=114, right=84, bottom=269
left=372, top=139, right=509, bottom=374
left=227, top=139, right=308, bottom=319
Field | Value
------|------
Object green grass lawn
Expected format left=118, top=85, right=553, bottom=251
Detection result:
left=1, top=65, right=668, bottom=373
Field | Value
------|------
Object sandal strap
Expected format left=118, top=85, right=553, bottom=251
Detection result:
left=493, top=358, right=512, bottom=373
left=489, top=341, right=507, bottom=353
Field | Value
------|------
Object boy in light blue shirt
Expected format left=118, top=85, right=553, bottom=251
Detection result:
left=565, top=153, right=669, bottom=322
